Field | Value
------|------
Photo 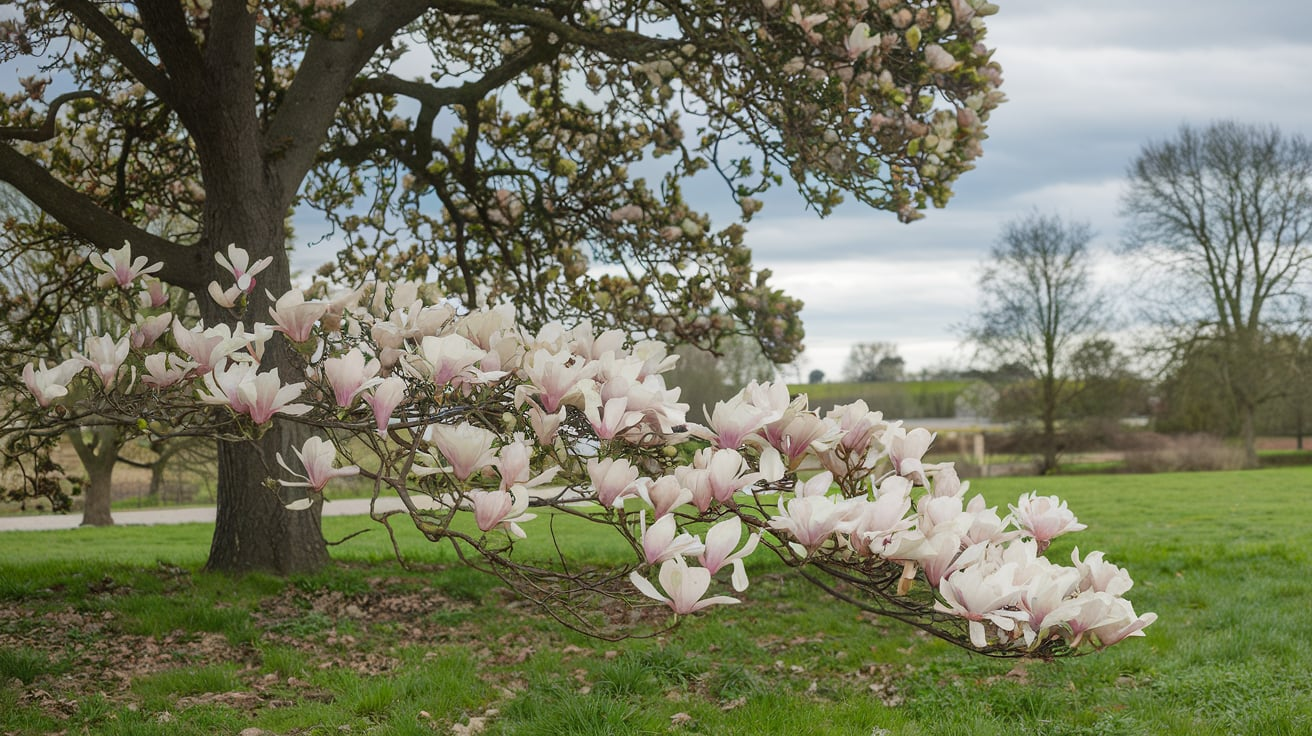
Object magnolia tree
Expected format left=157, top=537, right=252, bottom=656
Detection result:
left=1, top=0, right=1007, bottom=572
left=6, top=244, right=1156, bottom=656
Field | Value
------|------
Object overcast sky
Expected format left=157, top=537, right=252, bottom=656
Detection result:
left=291, top=1, right=1312, bottom=380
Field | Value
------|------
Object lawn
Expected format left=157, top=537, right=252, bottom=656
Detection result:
left=2, top=466, right=1310, bottom=735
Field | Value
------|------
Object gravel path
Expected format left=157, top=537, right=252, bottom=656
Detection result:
left=0, top=496, right=417, bottom=532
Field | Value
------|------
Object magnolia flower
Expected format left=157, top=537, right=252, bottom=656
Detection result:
left=935, top=562, right=1028, bottom=648
left=692, top=395, right=778, bottom=450
left=1087, top=598, right=1157, bottom=648
left=1009, top=492, right=1087, bottom=552
left=1071, top=548, right=1134, bottom=597
left=75, top=334, right=130, bottom=388
left=583, top=395, right=643, bottom=441
left=468, top=488, right=536, bottom=538
left=215, top=243, right=272, bottom=293
left=698, top=448, right=762, bottom=505
left=887, top=427, right=936, bottom=484
left=629, top=557, right=740, bottom=615
left=769, top=494, right=853, bottom=554
left=142, top=353, right=198, bottom=388
left=588, top=457, right=641, bottom=508
left=323, top=347, right=381, bottom=408
left=277, top=436, right=359, bottom=493
left=489, top=436, right=559, bottom=491
left=698, top=516, right=759, bottom=591
left=268, top=289, right=329, bottom=343
left=138, top=276, right=168, bottom=308
left=207, top=281, right=244, bottom=309
left=88, top=241, right=163, bottom=288
left=637, top=475, right=694, bottom=518
left=845, top=21, right=879, bottom=59
left=1017, top=567, right=1083, bottom=647
left=520, top=348, right=596, bottom=412
left=172, top=320, right=248, bottom=375
left=426, top=422, right=498, bottom=481
left=130, top=312, right=173, bottom=349
left=362, top=375, right=406, bottom=435
left=22, top=358, right=83, bottom=407
left=201, top=363, right=309, bottom=424
left=924, top=43, right=958, bottom=72
left=405, top=333, right=488, bottom=386
left=640, top=510, right=704, bottom=565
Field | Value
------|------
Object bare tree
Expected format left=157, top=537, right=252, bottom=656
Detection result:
left=1122, top=121, right=1312, bottom=466
left=843, top=342, right=904, bottom=382
left=965, top=212, right=1108, bottom=474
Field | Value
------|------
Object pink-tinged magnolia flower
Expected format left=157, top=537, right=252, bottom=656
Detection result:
left=768, top=494, right=854, bottom=555
left=467, top=488, right=536, bottom=538
left=761, top=412, right=840, bottom=467
left=520, top=348, right=596, bottom=412
left=323, top=347, right=381, bottom=408
left=1017, top=567, right=1083, bottom=647
left=637, top=475, right=693, bottom=518
left=961, top=494, right=1020, bottom=547
left=787, top=4, right=827, bottom=32
left=792, top=470, right=835, bottom=498
left=201, top=363, right=309, bottom=424
left=208, top=281, right=243, bottom=309
left=1009, top=492, right=1087, bottom=552
left=22, top=358, right=83, bottom=407
left=237, top=371, right=310, bottom=424
left=215, top=243, right=272, bottom=293
left=1087, top=598, right=1157, bottom=648
left=138, top=276, right=168, bottom=308
left=691, top=395, right=778, bottom=450
left=887, top=427, right=936, bottom=484
left=425, top=422, right=498, bottom=481
left=583, top=395, right=642, bottom=441
left=698, top=448, right=762, bottom=505
left=1057, top=591, right=1124, bottom=648
left=698, top=516, right=759, bottom=591
left=1070, top=548, right=1134, bottom=597
left=404, top=333, right=490, bottom=386
left=130, top=312, right=173, bottom=349
left=268, top=289, right=329, bottom=343
left=172, top=320, right=247, bottom=375
left=276, top=436, right=359, bottom=493
left=640, top=510, right=704, bottom=565
left=629, top=557, right=740, bottom=615
left=142, top=353, right=198, bottom=388
left=851, top=491, right=914, bottom=556
left=587, top=457, right=641, bottom=508
left=88, top=241, right=163, bottom=288
left=526, top=405, right=565, bottom=445
left=935, top=562, right=1028, bottom=648
left=362, top=375, right=407, bottom=435
left=490, top=436, right=559, bottom=491
left=76, top=334, right=130, bottom=388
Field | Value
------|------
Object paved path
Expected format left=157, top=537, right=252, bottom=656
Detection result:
left=0, top=497, right=421, bottom=532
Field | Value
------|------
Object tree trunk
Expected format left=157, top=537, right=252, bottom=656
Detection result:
left=197, top=187, right=330, bottom=574
left=1239, top=401, right=1259, bottom=469
left=205, top=422, right=330, bottom=574
left=67, top=426, right=123, bottom=527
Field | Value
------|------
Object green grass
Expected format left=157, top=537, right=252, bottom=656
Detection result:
left=1, top=466, right=1310, bottom=734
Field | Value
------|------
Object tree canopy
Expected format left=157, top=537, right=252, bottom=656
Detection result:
left=0, top=0, right=1005, bottom=573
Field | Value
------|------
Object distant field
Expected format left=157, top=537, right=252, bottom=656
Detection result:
left=2, top=466, right=1310, bottom=734
left=789, top=380, right=971, bottom=417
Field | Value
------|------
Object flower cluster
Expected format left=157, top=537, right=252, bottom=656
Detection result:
left=16, top=244, right=1154, bottom=655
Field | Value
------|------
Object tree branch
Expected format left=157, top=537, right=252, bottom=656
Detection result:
left=0, top=91, right=101, bottom=142
left=0, top=144, right=205, bottom=292
left=55, top=0, right=177, bottom=107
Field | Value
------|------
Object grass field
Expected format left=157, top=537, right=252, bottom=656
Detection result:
left=2, top=466, right=1311, bottom=735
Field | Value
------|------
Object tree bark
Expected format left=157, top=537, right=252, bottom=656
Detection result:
left=67, top=426, right=123, bottom=527
left=1239, top=401, right=1259, bottom=469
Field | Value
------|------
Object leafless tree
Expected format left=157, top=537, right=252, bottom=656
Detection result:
left=1122, top=121, right=1312, bottom=466
left=965, top=212, right=1108, bottom=474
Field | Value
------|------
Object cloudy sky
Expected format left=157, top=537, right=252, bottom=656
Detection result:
left=291, top=1, right=1312, bottom=380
